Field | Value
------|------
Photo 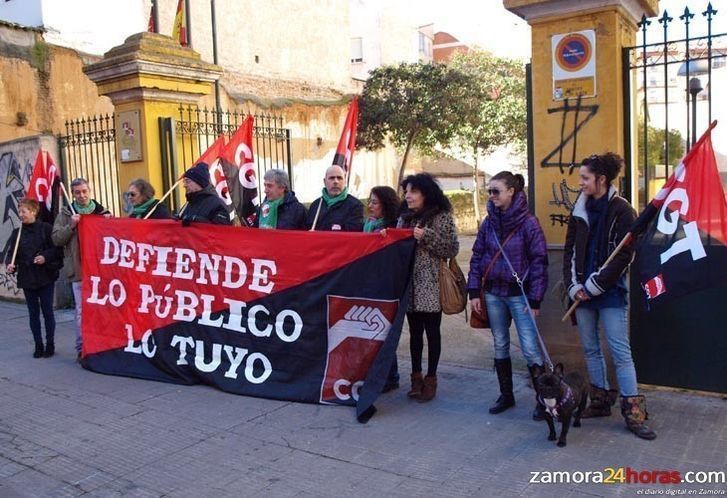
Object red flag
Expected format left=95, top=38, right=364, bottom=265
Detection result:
left=332, top=97, right=359, bottom=184
left=221, top=116, right=259, bottom=226
left=190, top=135, right=236, bottom=221
left=27, top=149, right=60, bottom=212
left=172, top=0, right=187, bottom=47
left=632, top=121, right=727, bottom=304
left=147, top=4, right=155, bottom=33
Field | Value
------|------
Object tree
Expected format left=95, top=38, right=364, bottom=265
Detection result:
left=448, top=51, right=527, bottom=223
left=357, top=62, right=470, bottom=187
left=637, top=123, right=685, bottom=172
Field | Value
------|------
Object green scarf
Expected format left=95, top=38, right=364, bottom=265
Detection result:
left=363, top=217, right=385, bottom=233
left=73, top=200, right=96, bottom=214
left=259, top=196, right=284, bottom=229
left=131, top=198, right=157, bottom=218
left=321, top=187, right=348, bottom=207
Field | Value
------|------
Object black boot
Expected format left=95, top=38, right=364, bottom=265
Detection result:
left=43, top=342, right=55, bottom=358
left=33, top=342, right=44, bottom=359
left=528, top=364, right=546, bottom=421
left=489, top=358, right=515, bottom=414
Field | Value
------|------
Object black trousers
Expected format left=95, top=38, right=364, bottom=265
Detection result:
left=407, top=311, right=442, bottom=376
left=23, top=283, right=55, bottom=345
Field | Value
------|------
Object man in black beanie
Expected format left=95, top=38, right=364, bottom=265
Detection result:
left=177, top=162, right=232, bottom=225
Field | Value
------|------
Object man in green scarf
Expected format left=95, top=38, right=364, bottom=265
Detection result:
left=255, top=169, right=306, bottom=230
left=305, top=165, right=363, bottom=231
left=52, top=178, right=111, bottom=362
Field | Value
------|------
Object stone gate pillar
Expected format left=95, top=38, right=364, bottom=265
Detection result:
left=504, top=0, right=658, bottom=244
left=84, top=32, right=221, bottom=198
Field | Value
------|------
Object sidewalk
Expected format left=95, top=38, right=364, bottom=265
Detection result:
left=0, top=299, right=725, bottom=497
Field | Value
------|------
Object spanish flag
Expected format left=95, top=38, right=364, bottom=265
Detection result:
left=172, top=0, right=188, bottom=47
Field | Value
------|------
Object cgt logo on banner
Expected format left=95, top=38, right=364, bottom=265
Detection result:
left=321, top=297, right=398, bottom=404
left=78, top=216, right=414, bottom=420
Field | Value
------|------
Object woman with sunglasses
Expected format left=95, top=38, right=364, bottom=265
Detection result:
left=467, top=171, right=548, bottom=419
left=126, top=178, right=171, bottom=219
left=564, top=153, right=655, bottom=440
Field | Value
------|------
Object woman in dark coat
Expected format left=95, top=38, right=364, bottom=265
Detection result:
left=5, top=199, right=63, bottom=358
left=126, top=178, right=171, bottom=219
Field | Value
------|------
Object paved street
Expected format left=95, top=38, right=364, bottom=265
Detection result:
left=1, top=297, right=725, bottom=497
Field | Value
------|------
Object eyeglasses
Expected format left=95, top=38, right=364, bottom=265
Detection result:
left=125, top=192, right=138, bottom=198
left=487, top=188, right=501, bottom=196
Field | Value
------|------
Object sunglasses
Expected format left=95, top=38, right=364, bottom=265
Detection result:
left=125, top=192, right=138, bottom=198
left=487, top=188, right=502, bottom=196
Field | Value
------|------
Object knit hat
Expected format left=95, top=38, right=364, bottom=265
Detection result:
left=183, top=162, right=211, bottom=189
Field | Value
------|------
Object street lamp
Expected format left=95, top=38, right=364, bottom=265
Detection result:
left=688, top=77, right=703, bottom=146
left=677, top=59, right=709, bottom=148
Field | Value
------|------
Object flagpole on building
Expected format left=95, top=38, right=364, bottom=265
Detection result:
left=210, top=0, right=223, bottom=131
left=184, top=0, right=192, bottom=47
left=152, top=0, right=159, bottom=33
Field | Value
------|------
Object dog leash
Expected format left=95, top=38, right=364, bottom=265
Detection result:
left=491, top=226, right=554, bottom=373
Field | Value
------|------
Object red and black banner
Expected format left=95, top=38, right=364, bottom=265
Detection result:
left=333, top=97, right=358, bottom=184
left=78, top=217, right=414, bottom=420
left=632, top=121, right=727, bottom=306
left=26, top=149, right=61, bottom=223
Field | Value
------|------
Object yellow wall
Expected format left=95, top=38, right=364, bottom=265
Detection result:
left=529, top=8, right=637, bottom=244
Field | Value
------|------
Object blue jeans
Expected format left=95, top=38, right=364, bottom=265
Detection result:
left=484, top=292, right=543, bottom=366
left=72, top=281, right=82, bottom=353
left=23, top=283, right=55, bottom=345
left=575, top=306, right=638, bottom=396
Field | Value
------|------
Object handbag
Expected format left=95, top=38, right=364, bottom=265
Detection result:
left=469, top=228, right=519, bottom=329
left=440, top=257, right=467, bottom=315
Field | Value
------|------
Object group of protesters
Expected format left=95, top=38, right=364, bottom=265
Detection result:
left=4, top=152, right=655, bottom=441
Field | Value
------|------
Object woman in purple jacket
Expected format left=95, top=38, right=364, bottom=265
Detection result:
left=467, top=172, right=548, bottom=419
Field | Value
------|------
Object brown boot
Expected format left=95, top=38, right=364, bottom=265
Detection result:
left=407, top=372, right=424, bottom=399
left=621, top=395, right=657, bottom=440
left=419, top=375, right=437, bottom=402
left=582, top=384, right=618, bottom=418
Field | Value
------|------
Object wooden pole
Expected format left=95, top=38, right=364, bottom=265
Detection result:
left=309, top=198, right=323, bottom=231
left=561, top=232, right=633, bottom=322
left=144, top=179, right=183, bottom=220
left=59, top=183, right=77, bottom=215
left=9, top=223, right=22, bottom=267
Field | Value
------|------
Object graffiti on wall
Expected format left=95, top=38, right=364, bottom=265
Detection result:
left=541, top=96, right=599, bottom=174
left=0, top=152, right=32, bottom=296
left=541, top=97, right=598, bottom=229
left=548, top=179, right=581, bottom=227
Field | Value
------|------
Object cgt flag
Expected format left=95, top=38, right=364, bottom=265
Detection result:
left=333, top=97, right=358, bottom=185
left=631, top=121, right=727, bottom=305
left=193, top=135, right=236, bottom=221
left=26, top=149, right=61, bottom=223
left=221, top=116, right=259, bottom=226
left=78, top=217, right=414, bottom=421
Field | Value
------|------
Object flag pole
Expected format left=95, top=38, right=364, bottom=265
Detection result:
left=561, top=232, right=633, bottom=322
left=9, top=223, right=22, bottom=267
left=309, top=199, right=323, bottom=231
left=144, top=178, right=183, bottom=219
left=59, top=183, right=77, bottom=216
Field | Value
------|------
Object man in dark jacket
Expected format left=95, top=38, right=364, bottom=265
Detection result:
left=255, top=169, right=306, bottom=230
left=178, top=162, right=232, bottom=226
left=306, top=165, right=363, bottom=231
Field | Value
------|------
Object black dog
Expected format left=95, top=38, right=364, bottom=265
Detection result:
left=533, top=363, right=588, bottom=447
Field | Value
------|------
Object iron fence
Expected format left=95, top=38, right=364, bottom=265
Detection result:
left=624, top=2, right=725, bottom=209
left=58, top=114, right=121, bottom=215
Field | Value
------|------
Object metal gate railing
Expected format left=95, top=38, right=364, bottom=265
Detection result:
left=160, top=105, right=292, bottom=212
left=58, top=114, right=121, bottom=215
left=623, top=2, right=725, bottom=210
